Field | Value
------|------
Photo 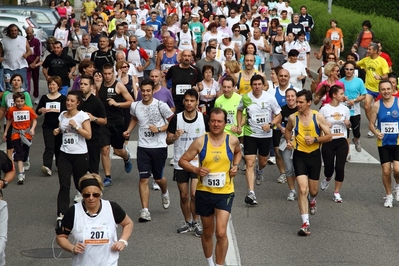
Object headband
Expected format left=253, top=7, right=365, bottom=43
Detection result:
left=80, top=178, right=101, bottom=191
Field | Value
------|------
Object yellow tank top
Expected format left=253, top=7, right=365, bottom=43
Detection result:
left=237, top=70, right=258, bottom=95
left=293, top=110, right=321, bottom=153
left=197, top=133, right=234, bottom=194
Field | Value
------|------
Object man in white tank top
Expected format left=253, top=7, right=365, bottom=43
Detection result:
left=1, top=24, right=32, bottom=90
left=177, top=21, right=195, bottom=53
left=112, top=24, right=128, bottom=53
left=248, top=28, right=270, bottom=72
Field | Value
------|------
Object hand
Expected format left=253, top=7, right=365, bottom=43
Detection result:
left=347, top=100, right=355, bottom=106
left=174, top=129, right=185, bottom=139
left=237, top=127, right=242, bottom=135
left=376, top=131, right=384, bottom=140
left=327, top=122, right=332, bottom=128
left=344, top=120, right=351, bottom=128
left=111, top=240, right=127, bottom=252
left=40, top=107, right=47, bottom=114
left=29, top=63, right=36, bottom=69
left=261, top=124, right=271, bottom=132
left=123, top=131, right=130, bottom=138
left=136, top=65, right=144, bottom=72
left=69, top=119, right=77, bottom=129
left=72, top=242, right=86, bottom=255
left=229, top=165, right=238, bottom=177
left=68, top=72, right=73, bottom=80
left=117, top=69, right=122, bottom=77
left=304, top=135, right=315, bottom=145
left=148, top=125, right=158, bottom=133
left=280, top=127, right=286, bottom=134
left=196, top=166, right=210, bottom=178
left=53, top=128, right=60, bottom=136
left=29, top=129, right=35, bottom=136
left=2, top=133, right=6, bottom=141
left=286, top=141, right=293, bottom=150
left=106, top=98, right=118, bottom=107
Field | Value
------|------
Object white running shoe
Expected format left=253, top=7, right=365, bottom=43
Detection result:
left=41, top=166, right=52, bottom=176
left=320, top=178, right=332, bottom=190
left=367, top=130, right=374, bottom=137
left=162, top=194, right=170, bottom=209
left=384, top=195, right=394, bottom=208
left=152, top=179, right=160, bottom=190
left=74, top=191, right=83, bottom=203
left=139, top=209, right=151, bottom=222
left=277, top=173, right=287, bottom=183
left=23, top=158, right=30, bottom=171
left=169, top=159, right=174, bottom=166
left=394, top=187, right=399, bottom=202
left=333, top=193, right=342, bottom=203
left=287, top=191, right=297, bottom=201
left=352, top=138, right=362, bottom=152
left=17, top=173, right=25, bottom=185
left=268, top=156, right=276, bottom=165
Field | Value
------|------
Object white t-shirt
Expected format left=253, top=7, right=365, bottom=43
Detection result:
left=295, top=40, right=311, bottom=68
left=200, top=79, right=219, bottom=102
left=282, top=61, right=307, bottom=89
left=59, top=110, right=90, bottom=154
left=319, top=104, right=350, bottom=139
left=126, top=49, right=144, bottom=77
left=130, top=99, right=174, bottom=148
left=226, top=16, right=240, bottom=29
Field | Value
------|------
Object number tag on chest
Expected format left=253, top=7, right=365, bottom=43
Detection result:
left=227, top=113, right=235, bottom=124
left=46, top=102, right=61, bottom=112
left=176, top=84, right=191, bottom=95
left=7, top=99, right=15, bottom=108
left=13, top=111, right=30, bottom=122
left=381, top=122, right=399, bottom=134
left=254, top=113, right=267, bottom=124
left=83, top=226, right=110, bottom=245
left=203, top=172, right=226, bottom=188
left=63, top=132, right=78, bottom=145
left=331, top=124, right=344, bottom=138
left=140, top=127, right=156, bottom=138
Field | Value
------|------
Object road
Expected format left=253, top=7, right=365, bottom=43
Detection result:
left=3, top=47, right=399, bottom=266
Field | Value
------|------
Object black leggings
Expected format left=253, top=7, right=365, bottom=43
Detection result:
left=321, top=138, right=348, bottom=182
left=347, top=114, right=361, bottom=139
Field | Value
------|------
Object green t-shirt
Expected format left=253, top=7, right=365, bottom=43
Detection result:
left=189, top=22, right=205, bottom=43
left=214, top=92, right=242, bottom=137
left=1, top=90, right=33, bottom=109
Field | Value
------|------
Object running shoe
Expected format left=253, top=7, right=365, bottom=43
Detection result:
left=41, top=166, right=52, bottom=176
left=162, top=194, right=170, bottom=209
left=277, top=173, right=287, bottom=183
left=367, top=130, right=374, bottom=137
left=297, top=223, right=310, bottom=236
left=384, top=195, right=393, bottom=208
left=255, top=170, right=264, bottom=186
left=169, top=158, right=174, bottom=166
left=177, top=222, right=192, bottom=234
left=241, top=163, right=246, bottom=171
left=104, top=177, right=112, bottom=187
left=352, top=138, right=362, bottom=152
left=320, top=177, right=332, bottom=190
left=17, top=173, right=25, bottom=185
left=268, top=156, right=276, bottom=165
left=139, top=209, right=151, bottom=222
left=23, top=158, right=30, bottom=171
left=333, top=193, right=342, bottom=203
left=287, top=191, right=297, bottom=201
left=394, top=187, right=399, bottom=202
left=56, top=213, right=64, bottom=231
left=245, top=192, right=258, bottom=205
left=124, top=154, right=133, bottom=173
left=74, top=191, right=83, bottom=203
left=152, top=179, right=160, bottom=190
left=309, top=198, right=317, bottom=215
left=346, top=154, right=351, bottom=162
left=193, top=221, right=203, bottom=237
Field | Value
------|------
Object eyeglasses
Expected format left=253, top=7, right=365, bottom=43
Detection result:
left=121, top=65, right=129, bottom=68
left=129, top=41, right=137, bottom=44
left=234, top=30, right=240, bottom=32
left=345, top=68, right=354, bottom=71
left=82, top=193, right=101, bottom=198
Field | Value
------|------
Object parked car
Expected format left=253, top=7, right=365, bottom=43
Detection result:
left=0, top=6, right=60, bottom=37
left=0, top=14, right=47, bottom=43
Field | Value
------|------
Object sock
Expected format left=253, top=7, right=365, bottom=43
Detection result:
left=206, top=256, right=215, bottom=266
left=309, top=196, right=316, bottom=202
left=106, top=175, right=111, bottom=179
left=301, top=214, right=309, bottom=225
left=249, top=190, right=255, bottom=195
left=186, top=220, right=193, bottom=224
left=291, top=189, right=296, bottom=193
left=387, top=194, right=393, bottom=198
left=162, top=190, right=169, bottom=197
left=216, top=264, right=223, bottom=266
left=142, top=208, right=148, bottom=212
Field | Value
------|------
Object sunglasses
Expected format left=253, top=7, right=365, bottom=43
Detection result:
left=121, top=65, right=129, bottom=68
left=234, top=30, right=240, bottom=32
left=129, top=41, right=137, bottom=43
left=345, top=68, right=354, bottom=71
left=82, top=193, right=101, bottom=198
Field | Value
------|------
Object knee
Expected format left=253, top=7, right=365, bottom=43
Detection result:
left=215, top=229, right=227, bottom=241
left=382, top=168, right=391, bottom=178
left=101, top=146, right=110, bottom=156
left=180, top=192, right=189, bottom=203
left=297, top=183, right=309, bottom=195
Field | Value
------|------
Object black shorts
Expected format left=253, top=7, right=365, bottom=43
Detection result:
left=100, top=124, right=125, bottom=149
left=293, top=149, right=321, bottom=181
left=195, top=190, right=235, bottom=217
left=243, top=136, right=271, bottom=157
left=137, top=146, right=167, bottom=179
left=173, top=169, right=197, bottom=183
left=378, top=145, right=399, bottom=165
left=272, top=129, right=282, bottom=147
left=6, top=126, right=13, bottom=150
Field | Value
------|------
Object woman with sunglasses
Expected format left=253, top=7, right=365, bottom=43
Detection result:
left=53, top=90, right=91, bottom=224
left=319, top=85, right=351, bottom=202
left=56, top=173, right=133, bottom=266
left=314, top=37, right=338, bottom=66
left=216, top=1, right=229, bottom=16
left=314, top=61, right=345, bottom=107
left=312, top=53, right=337, bottom=92
left=231, top=24, right=246, bottom=52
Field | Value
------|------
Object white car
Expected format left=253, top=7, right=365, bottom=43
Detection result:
left=0, top=14, right=47, bottom=43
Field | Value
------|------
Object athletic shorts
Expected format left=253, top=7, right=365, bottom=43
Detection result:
left=100, top=124, right=125, bottom=149
left=173, top=169, right=197, bottom=183
left=378, top=145, right=399, bottom=165
left=137, top=146, right=167, bottom=179
left=195, top=190, right=235, bottom=217
left=272, top=129, right=282, bottom=147
left=243, top=136, right=271, bottom=157
left=366, top=89, right=379, bottom=99
left=293, top=149, right=321, bottom=181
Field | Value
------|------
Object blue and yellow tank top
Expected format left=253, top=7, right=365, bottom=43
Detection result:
left=197, top=133, right=234, bottom=194
left=294, top=110, right=321, bottom=153
left=377, top=97, right=399, bottom=147
left=237, top=70, right=258, bottom=95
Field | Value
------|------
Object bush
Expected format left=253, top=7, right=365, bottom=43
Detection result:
left=313, top=0, right=399, bottom=22
left=291, top=0, right=399, bottom=73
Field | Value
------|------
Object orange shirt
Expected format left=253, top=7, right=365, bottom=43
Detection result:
left=6, top=105, right=37, bottom=141
left=326, top=28, right=343, bottom=48
left=359, top=31, right=372, bottom=48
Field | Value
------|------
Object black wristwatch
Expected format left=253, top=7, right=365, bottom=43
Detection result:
left=269, top=123, right=275, bottom=128
left=1, top=180, right=8, bottom=189
left=314, top=137, right=319, bottom=143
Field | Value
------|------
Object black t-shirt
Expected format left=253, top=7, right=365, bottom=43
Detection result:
left=281, top=104, right=298, bottom=128
left=167, top=111, right=210, bottom=134
left=79, top=94, right=107, bottom=141
left=0, top=151, right=13, bottom=178
left=90, top=49, right=116, bottom=71
left=98, top=80, right=125, bottom=125
left=42, top=53, right=76, bottom=87
left=36, top=94, right=67, bottom=129
left=165, top=65, right=203, bottom=112
left=59, top=200, right=126, bottom=235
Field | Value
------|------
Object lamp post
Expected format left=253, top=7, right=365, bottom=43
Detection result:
left=328, top=0, right=332, bottom=13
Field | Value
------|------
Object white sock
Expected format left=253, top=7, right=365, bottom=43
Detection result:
left=387, top=194, right=393, bottom=198
left=142, top=208, right=148, bottom=212
left=301, top=214, right=309, bottom=225
left=249, top=190, right=255, bottom=195
left=206, top=256, right=215, bottom=266
left=216, top=264, right=223, bottom=266
left=291, top=189, right=296, bottom=193
left=395, top=183, right=399, bottom=189
left=309, top=196, right=316, bottom=202
left=162, top=190, right=169, bottom=197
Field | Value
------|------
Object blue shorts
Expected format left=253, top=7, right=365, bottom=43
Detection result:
left=366, top=89, right=379, bottom=99
left=137, top=147, right=167, bottom=179
left=195, top=190, right=235, bottom=217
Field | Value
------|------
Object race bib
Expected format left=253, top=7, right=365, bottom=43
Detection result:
left=83, top=225, right=110, bottom=245
left=227, top=113, right=235, bottom=124
left=83, top=52, right=92, bottom=59
left=7, top=99, right=15, bottom=108
left=13, top=111, right=30, bottom=122
left=161, top=64, right=174, bottom=71
left=144, top=49, right=153, bottom=58
left=181, top=39, right=190, bottom=46
left=30, top=47, right=34, bottom=53
left=176, top=84, right=191, bottom=95
left=239, top=24, right=246, bottom=30
left=331, top=32, right=339, bottom=41
left=260, top=22, right=268, bottom=28
left=301, top=21, right=309, bottom=28
left=381, top=122, right=399, bottom=134
left=152, top=24, right=158, bottom=31
left=74, top=35, right=82, bottom=41
left=254, top=113, right=267, bottom=124
left=57, top=31, right=66, bottom=40
left=192, top=26, right=200, bottom=33
left=128, top=24, right=137, bottom=31
left=45, top=102, right=61, bottom=112
left=331, top=124, right=344, bottom=138
left=139, top=127, right=156, bottom=139
left=90, top=42, right=97, bottom=47
left=203, top=172, right=226, bottom=188
left=232, top=41, right=242, bottom=47
left=63, top=132, right=78, bottom=145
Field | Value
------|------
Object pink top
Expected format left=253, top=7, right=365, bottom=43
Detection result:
left=57, top=7, right=67, bottom=17
left=316, top=80, right=345, bottom=106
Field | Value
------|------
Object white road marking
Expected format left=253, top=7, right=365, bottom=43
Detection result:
left=226, top=214, right=241, bottom=266
left=347, top=144, right=380, bottom=164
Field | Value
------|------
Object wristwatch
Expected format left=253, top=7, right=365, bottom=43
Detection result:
left=158, top=127, right=161, bottom=132
left=269, top=123, right=275, bottom=128
left=1, top=180, right=8, bottom=189
left=314, top=137, right=319, bottom=143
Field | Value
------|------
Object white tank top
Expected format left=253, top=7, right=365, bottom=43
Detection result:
left=220, top=42, right=236, bottom=58
left=174, top=112, right=206, bottom=169
left=2, top=36, right=29, bottom=70
left=113, top=35, right=127, bottom=51
left=250, top=36, right=266, bottom=64
left=178, top=30, right=194, bottom=51
left=71, top=200, right=118, bottom=266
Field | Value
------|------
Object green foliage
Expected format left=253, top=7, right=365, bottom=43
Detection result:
left=312, top=0, right=399, bottom=22
left=291, top=0, right=399, bottom=73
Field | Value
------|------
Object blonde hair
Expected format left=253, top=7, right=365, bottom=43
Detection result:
left=116, top=60, right=129, bottom=70
left=324, top=61, right=339, bottom=76
left=224, top=60, right=240, bottom=74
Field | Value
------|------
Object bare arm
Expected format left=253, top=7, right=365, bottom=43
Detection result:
left=369, top=101, right=383, bottom=139
left=155, top=50, right=162, bottom=70
left=110, top=214, right=134, bottom=252
left=316, top=113, right=332, bottom=143
left=178, top=136, right=205, bottom=175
